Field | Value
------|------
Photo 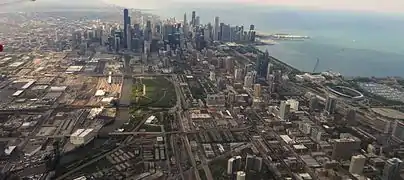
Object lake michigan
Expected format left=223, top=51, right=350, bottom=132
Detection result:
left=154, top=5, right=404, bottom=77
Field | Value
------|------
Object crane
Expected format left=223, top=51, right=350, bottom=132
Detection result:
left=312, top=58, right=320, bottom=73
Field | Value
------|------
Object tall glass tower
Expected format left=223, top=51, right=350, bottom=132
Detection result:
left=123, top=9, right=129, bottom=48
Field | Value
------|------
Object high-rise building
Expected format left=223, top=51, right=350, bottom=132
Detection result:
left=254, top=50, right=269, bottom=78
left=244, top=73, right=253, bottom=88
left=274, top=70, right=282, bottom=84
left=227, top=156, right=242, bottom=175
left=191, top=11, right=196, bottom=26
left=204, top=26, right=211, bottom=41
left=245, top=155, right=262, bottom=172
left=279, top=101, right=291, bottom=120
left=253, top=84, right=261, bottom=98
left=183, top=13, right=187, bottom=25
left=145, top=20, right=152, bottom=41
left=249, top=24, right=255, bottom=31
left=236, top=171, right=246, bottom=180
left=325, top=95, right=337, bottom=114
left=331, top=136, right=361, bottom=160
left=209, top=71, right=216, bottom=82
left=224, top=57, right=234, bottom=73
left=266, top=63, right=273, bottom=80
left=234, top=156, right=242, bottom=170
left=392, top=120, right=404, bottom=142
left=267, top=74, right=275, bottom=93
left=114, top=36, right=120, bottom=52
left=309, top=96, right=319, bottom=112
left=286, top=99, right=299, bottom=112
left=349, top=155, right=366, bottom=174
left=227, top=157, right=235, bottom=175
left=126, top=25, right=132, bottom=50
left=220, top=24, right=231, bottom=42
left=123, top=9, right=129, bottom=48
left=346, top=109, right=357, bottom=125
left=195, top=16, right=200, bottom=26
left=234, top=68, right=244, bottom=81
left=213, top=16, right=220, bottom=41
left=382, top=158, right=402, bottom=180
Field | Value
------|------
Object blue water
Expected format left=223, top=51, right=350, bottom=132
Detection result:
left=155, top=6, right=404, bottom=77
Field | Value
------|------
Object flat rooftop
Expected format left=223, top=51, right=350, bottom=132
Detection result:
left=371, top=108, right=404, bottom=120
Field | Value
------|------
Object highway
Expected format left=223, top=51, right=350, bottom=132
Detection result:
left=173, top=73, right=202, bottom=180
left=108, top=126, right=250, bottom=136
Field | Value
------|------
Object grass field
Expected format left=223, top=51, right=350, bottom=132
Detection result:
left=131, top=77, right=176, bottom=108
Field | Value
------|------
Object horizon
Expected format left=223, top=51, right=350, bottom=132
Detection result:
left=101, top=0, right=404, bottom=15
left=1, top=0, right=404, bottom=17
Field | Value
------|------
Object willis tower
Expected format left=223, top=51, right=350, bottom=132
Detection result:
left=123, top=9, right=131, bottom=48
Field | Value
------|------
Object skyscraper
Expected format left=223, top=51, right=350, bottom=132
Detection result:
left=266, top=63, right=273, bottom=80
left=191, top=11, right=196, bottom=26
left=183, top=13, right=188, bottom=35
left=183, top=13, right=187, bottom=25
left=220, top=23, right=231, bottom=42
left=127, top=25, right=132, bottom=50
left=249, top=24, right=255, bottom=31
left=253, top=84, right=261, bottom=98
left=255, top=52, right=269, bottom=79
left=213, top=16, right=220, bottom=41
left=331, top=137, right=361, bottom=160
left=279, top=101, right=290, bottom=120
left=123, top=9, right=129, bottom=48
left=195, top=16, right=200, bottom=26
left=383, top=158, right=402, bottom=180
left=392, top=120, right=404, bottom=142
left=325, top=95, right=337, bottom=115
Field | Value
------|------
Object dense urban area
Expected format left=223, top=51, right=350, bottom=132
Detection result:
left=0, top=5, right=404, bottom=180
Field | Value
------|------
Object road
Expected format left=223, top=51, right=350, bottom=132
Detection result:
left=119, top=77, right=133, bottom=106
left=171, top=74, right=201, bottom=180
left=181, top=134, right=201, bottom=180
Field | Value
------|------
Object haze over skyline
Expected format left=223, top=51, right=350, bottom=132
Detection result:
left=102, top=0, right=404, bottom=14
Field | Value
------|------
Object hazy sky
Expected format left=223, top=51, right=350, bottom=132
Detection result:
left=102, top=0, right=404, bottom=13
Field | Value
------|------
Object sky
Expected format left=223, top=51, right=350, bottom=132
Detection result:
left=102, top=0, right=404, bottom=13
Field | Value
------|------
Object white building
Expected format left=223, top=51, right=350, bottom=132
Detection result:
left=209, top=71, right=216, bottom=82
left=70, top=129, right=95, bottom=145
left=279, top=101, right=291, bottom=120
left=349, top=155, right=366, bottom=174
left=236, top=171, right=246, bottom=180
left=227, top=157, right=235, bottom=175
left=286, top=99, right=299, bottom=111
